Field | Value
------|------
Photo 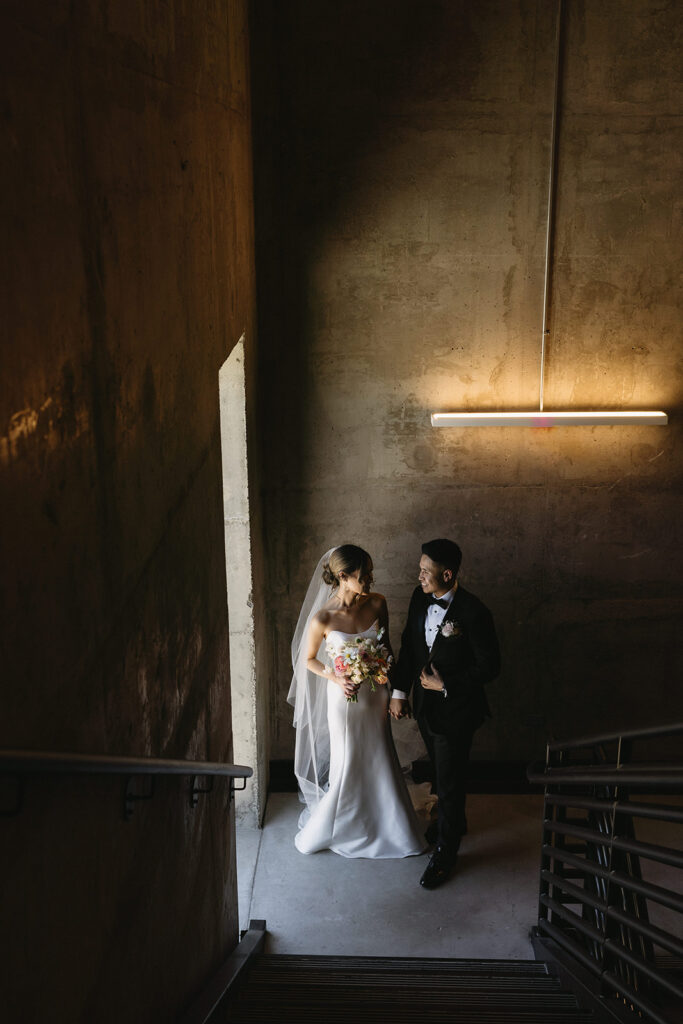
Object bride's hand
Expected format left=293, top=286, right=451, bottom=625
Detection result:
left=334, top=672, right=359, bottom=699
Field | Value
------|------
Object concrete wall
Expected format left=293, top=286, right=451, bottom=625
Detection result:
left=220, top=338, right=268, bottom=826
left=1, top=2, right=257, bottom=1020
left=252, top=0, right=683, bottom=761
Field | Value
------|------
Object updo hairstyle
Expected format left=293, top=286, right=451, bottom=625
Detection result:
left=322, top=545, right=373, bottom=589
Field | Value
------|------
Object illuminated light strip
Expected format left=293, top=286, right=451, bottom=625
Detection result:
left=431, top=411, right=668, bottom=428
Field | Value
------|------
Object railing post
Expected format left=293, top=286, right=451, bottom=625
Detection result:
left=538, top=740, right=553, bottom=928
left=605, top=734, right=654, bottom=1006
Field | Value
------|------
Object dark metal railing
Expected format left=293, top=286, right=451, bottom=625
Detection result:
left=528, top=722, right=683, bottom=1024
left=179, top=919, right=266, bottom=1024
left=0, top=748, right=252, bottom=819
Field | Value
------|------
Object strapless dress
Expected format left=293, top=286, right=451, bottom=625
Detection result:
left=295, top=622, right=426, bottom=859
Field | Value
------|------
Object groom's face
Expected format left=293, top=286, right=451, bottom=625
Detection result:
left=418, top=554, right=452, bottom=596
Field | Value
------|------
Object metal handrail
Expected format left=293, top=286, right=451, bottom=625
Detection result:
left=546, top=721, right=683, bottom=753
left=543, top=794, right=683, bottom=825
left=179, top=920, right=266, bottom=1024
left=546, top=819, right=683, bottom=870
left=530, top=723, right=683, bottom=1024
left=541, top=873, right=683, bottom=961
left=0, top=748, right=252, bottom=778
left=0, top=748, right=252, bottom=819
left=539, top=920, right=674, bottom=1024
left=540, top=898, right=683, bottom=1000
left=541, top=844, right=683, bottom=915
left=528, top=763, right=683, bottom=788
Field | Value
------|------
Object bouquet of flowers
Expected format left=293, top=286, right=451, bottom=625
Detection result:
left=327, top=627, right=393, bottom=703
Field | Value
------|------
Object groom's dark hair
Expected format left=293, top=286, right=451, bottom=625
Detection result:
left=422, top=538, right=462, bottom=575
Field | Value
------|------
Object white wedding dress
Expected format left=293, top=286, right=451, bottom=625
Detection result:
left=295, top=622, right=426, bottom=859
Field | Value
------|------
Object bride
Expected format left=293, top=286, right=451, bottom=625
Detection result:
left=288, top=545, right=426, bottom=858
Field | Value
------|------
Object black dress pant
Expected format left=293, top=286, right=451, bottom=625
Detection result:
left=417, top=715, right=476, bottom=856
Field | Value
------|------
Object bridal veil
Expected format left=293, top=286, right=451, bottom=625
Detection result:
left=287, top=548, right=336, bottom=819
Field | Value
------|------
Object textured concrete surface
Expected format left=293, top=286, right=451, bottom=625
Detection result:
left=238, top=792, right=544, bottom=958
left=3, top=1, right=682, bottom=1017
left=1, top=2, right=257, bottom=1021
left=251, top=0, right=683, bottom=763
left=221, top=340, right=267, bottom=828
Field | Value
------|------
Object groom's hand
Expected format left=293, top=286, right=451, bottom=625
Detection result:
left=420, top=664, right=445, bottom=691
left=389, top=698, right=410, bottom=720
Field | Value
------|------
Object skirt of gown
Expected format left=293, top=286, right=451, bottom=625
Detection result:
left=295, top=676, right=426, bottom=859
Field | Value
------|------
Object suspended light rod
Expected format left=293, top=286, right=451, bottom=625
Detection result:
left=431, top=411, right=668, bottom=428
left=539, top=0, right=563, bottom=412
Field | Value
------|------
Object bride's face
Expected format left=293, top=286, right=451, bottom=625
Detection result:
left=341, top=564, right=374, bottom=595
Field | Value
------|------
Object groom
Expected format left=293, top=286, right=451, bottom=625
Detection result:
left=390, top=539, right=500, bottom=889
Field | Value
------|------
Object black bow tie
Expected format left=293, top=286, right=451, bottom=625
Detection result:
left=429, top=597, right=449, bottom=609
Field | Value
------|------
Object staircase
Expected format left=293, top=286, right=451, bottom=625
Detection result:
left=181, top=724, right=681, bottom=1024
left=220, top=953, right=594, bottom=1022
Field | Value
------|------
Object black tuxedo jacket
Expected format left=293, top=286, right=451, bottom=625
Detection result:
left=394, top=585, right=500, bottom=736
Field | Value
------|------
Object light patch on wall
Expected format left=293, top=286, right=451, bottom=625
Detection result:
left=0, top=395, right=89, bottom=465
left=1, top=407, right=38, bottom=463
left=219, top=335, right=263, bottom=827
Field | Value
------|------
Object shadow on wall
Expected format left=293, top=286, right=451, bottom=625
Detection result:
left=250, top=0, right=526, bottom=510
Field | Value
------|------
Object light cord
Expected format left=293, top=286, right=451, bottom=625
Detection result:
left=540, top=0, right=564, bottom=412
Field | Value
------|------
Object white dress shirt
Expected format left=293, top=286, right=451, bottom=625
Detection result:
left=391, top=585, right=457, bottom=700
left=424, top=585, right=456, bottom=648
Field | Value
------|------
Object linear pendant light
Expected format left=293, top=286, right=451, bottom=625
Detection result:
left=432, top=411, right=668, bottom=428
left=432, top=0, right=667, bottom=429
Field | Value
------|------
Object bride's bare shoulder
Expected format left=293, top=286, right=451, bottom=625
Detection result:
left=312, top=606, right=334, bottom=627
left=366, top=592, right=387, bottom=612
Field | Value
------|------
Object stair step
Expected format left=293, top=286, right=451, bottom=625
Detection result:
left=247, top=959, right=555, bottom=987
left=246, top=974, right=562, bottom=991
left=237, top=990, right=581, bottom=1008
left=252, top=954, right=550, bottom=975
left=222, top=955, right=593, bottom=1023
left=227, top=1006, right=593, bottom=1023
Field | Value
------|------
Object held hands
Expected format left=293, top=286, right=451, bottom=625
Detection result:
left=389, top=697, right=411, bottom=720
left=420, top=664, right=446, bottom=692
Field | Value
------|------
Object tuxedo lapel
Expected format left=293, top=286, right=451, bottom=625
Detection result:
left=417, top=592, right=430, bottom=645
left=441, top=593, right=461, bottom=627
left=417, top=591, right=428, bottom=638
left=429, top=589, right=461, bottom=659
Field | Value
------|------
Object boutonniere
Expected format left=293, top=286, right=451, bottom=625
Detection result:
left=439, top=619, right=462, bottom=639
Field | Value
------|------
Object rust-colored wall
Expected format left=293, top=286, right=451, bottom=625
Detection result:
left=1, top=2, right=256, bottom=1019
left=251, top=0, right=683, bottom=760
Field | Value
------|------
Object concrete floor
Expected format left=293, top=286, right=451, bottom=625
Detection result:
left=236, top=791, right=545, bottom=958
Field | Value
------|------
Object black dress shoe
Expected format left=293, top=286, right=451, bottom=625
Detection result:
left=420, top=846, right=456, bottom=890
